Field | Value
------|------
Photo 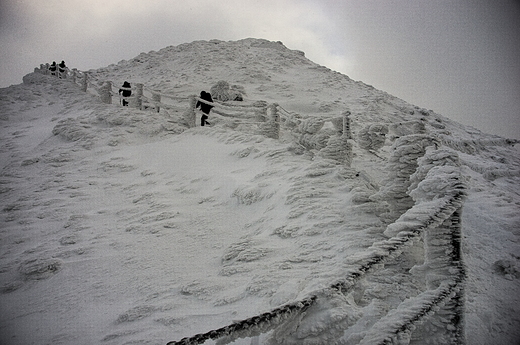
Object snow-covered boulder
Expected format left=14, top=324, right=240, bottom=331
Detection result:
left=319, top=135, right=352, bottom=165
left=299, top=117, right=325, bottom=134
left=357, top=123, right=388, bottom=151
left=210, top=80, right=245, bottom=101
left=409, top=165, right=465, bottom=203
left=408, top=147, right=461, bottom=195
left=371, top=134, right=439, bottom=220
left=299, top=130, right=333, bottom=151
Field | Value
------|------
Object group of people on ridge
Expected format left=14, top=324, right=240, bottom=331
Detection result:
left=49, top=61, right=67, bottom=78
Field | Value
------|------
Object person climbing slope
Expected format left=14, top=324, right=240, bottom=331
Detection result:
left=49, top=61, right=57, bottom=76
left=119, top=81, right=132, bottom=106
left=196, top=91, right=213, bottom=126
left=58, top=61, right=67, bottom=78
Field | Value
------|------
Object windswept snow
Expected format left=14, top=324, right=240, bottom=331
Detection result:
left=1, top=39, right=519, bottom=345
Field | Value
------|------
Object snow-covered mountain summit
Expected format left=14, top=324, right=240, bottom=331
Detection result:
left=1, top=39, right=519, bottom=345
left=92, top=38, right=514, bottom=144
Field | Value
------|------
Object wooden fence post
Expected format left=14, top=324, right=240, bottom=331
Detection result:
left=271, top=103, right=280, bottom=139
left=152, top=92, right=161, bottom=113
left=343, top=110, right=352, bottom=139
left=81, top=73, right=88, bottom=92
left=261, top=103, right=280, bottom=139
left=420, top=206, right=465, bottom=342
left=254, top=101, right=268, bottom=122
left=183, top=95, right=197, bottom=128
left=99, top=81, right=112, bottom=104
left=71, top=69, right=78, bottom=84
left=135, top=83, right=143, bottom=110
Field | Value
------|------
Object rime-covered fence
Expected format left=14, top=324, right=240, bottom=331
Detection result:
left=34, top=64, right=289, bottom=139
left=34, top=63, right=355, bottom=161
left=165, top=144, right=467, bottom=344
left=33, top=62, right=467, bottom=344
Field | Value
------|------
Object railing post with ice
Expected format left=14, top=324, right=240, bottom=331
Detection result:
left=255, top=102, right=268, bottom=122
left=71, top=68, right=78, bottom=84
left=152, top=92, right=161, bottom=113
left=99, top=81, right=112, bottom=104
left=134, top=83, right=143, bottom=110
left=421, top=205, right=466, bottom=343
left=343, top=110, right=352, bottom=139
left=262, top=103, right=280, bottom=139
left=184, top=95, right=197, bottom=128
left=81, top=73, right=88, bottom=92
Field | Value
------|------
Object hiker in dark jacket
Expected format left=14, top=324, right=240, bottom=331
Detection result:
left=58, top=61, right=66, bottom=78
left=196, top=91, right=213, bottom=126
left=119, top=81, right=132, bottom=106
left=49, top=61, right=57, bottom=75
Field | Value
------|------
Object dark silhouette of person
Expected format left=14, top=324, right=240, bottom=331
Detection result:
left=49, top=61, right=57, bottom=75
left=58, top=61, right=66, bottom=78
left=196, top=91, right=213, bottom=126
left=119, top=81, right=132, bottom=106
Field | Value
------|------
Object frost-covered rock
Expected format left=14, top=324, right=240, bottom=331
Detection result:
left=389, top=120, right=426, bottom=137
left=318, top=135, right=352, bottom=165
left=371, top=134, right=439, bottom=220
left=22, top=72, right=46, bottom=85
left=409, top=166, right=465, bottom=203
left=299, top=131, right=333, bottom=151
left=408, top=147, right=461, bottom=194
left=299, top=117, right=325, bottom=134
left=357, top=123, right=388, bottom=151
left=210, top=80, right=245, bottom=101
left=493, top=260, right=519, bottom=280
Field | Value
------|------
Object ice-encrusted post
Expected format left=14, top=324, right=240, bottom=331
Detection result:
left=152, top=92, right=161, bottom=113
left=317, top=110, right=353, bottom=166
left=81, top=73, right=88, bottom=92
left=254, top=101, right=268, bottom=122
left=99, top=81, right=112, bottom=104
left=370, top=134, right=439, bottom=221
left=134, top=83, right=143, bottom=110
left=71, top=68, right=78, bottom=84
left=342, top=110, right=352, bottom=139
left=183, top=95, right=197, bottom=128
left=441, top=209, right=466, bottom=344
left=409, top=169, right=466, bottom=343
left=261, top=103, right=280, bottom=139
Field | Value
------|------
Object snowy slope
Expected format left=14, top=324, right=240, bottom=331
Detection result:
left=1, top=39, right=519, bottom=345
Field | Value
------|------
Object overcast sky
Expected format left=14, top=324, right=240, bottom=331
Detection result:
left=1, top=0, right=519, bottom=139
